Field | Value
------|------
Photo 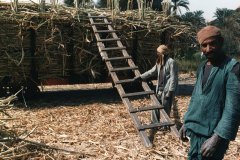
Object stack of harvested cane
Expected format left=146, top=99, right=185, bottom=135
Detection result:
left=0, top=3, right=196, bottom=84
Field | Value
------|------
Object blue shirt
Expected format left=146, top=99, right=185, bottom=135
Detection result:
left=184, top=57, right=240, bottom=140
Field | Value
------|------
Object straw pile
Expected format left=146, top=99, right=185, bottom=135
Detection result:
left=0, top=89, right=85, bottom=159
left=0, top=3, right=195, bottom=85
left=1, top=76, right=239, bottom=159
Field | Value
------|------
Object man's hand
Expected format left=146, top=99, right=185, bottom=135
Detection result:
left=201, top=133, right=222, bottom=157
left=133, top=76, right=142, bottom=82
left=179, top=124, right=188, bottom=141
left=165, top=91, right=173, bottom=99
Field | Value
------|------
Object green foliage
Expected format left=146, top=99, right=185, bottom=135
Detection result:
left=210, top=8, right=240, bottom=55
left=180, top=11, right=206, bottom=30
left=94, top=0, right=107, bottom=8
left=171, top=0, right=189, bottom=15
left=177, top=52, right=205, bottom=73
left=64, top=0, right=74, bottom=7
left=213, top=8, right=235, bottom=26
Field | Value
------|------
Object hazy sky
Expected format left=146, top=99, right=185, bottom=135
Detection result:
left=186, top=0, right=240, bottom=21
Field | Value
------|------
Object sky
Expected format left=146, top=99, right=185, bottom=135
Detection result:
left=186, top=0, right=240, bottom=21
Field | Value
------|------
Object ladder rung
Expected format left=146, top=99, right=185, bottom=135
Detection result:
left=138, top=122, right=175, bottom=130
left=91, top=22, right=112, bottom=25
left=104, top=56, right=132, bottom=61
left=88, top=15, right=106, bottom=18
left=95, top=30, right=116, bottom=33
left=101, top=47, right=126, bottom=51
left=122, top=91, right=154, bottom=98
left=129, top=105, right=164, bottom=113
left=89, top=13, right=179, bottom=146
left=97, top=38, right=120, bottom=42
left=115, top=78, right=135, bottom=84
left=110, top=66, right=138, bottom=72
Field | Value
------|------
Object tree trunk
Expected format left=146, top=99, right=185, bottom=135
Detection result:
left=39, top=0, right=45, bottom=12
left=161, top=0, right=171, bottom=16
left=114, top=0, right=120, bottom=14
left=127, top=0, right=130, bottom=10
left=12, top=0, right=18, bottom=12
left=137, top=0, right=145, bottom=20
left=142, top=0, right=145, bottom=19
left=75, top=0, right=80, bottom=8
left=137, top=0, right=141, bottom=19
left=81, top=0, right=86, bottom=7
left=107, top=0, right=112, bottom=9
left=51, top=0, right=57, bottom=10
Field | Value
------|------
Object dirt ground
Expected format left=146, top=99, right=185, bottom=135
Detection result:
left=3, top=74, right=240, bottom=160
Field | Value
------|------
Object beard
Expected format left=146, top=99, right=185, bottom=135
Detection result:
left=204, top=52, right=214, bottom=59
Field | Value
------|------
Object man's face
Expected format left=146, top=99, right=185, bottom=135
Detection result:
left=157, top=51, right=163, bottom=57
left=157, top=48, right=165, bottom=57
left=200, top=37, right=223, bottom=60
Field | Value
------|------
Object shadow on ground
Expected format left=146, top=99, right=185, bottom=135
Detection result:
left=19, top=87, right=121, bottom=108
left=17, top=83, right=194, bottom=108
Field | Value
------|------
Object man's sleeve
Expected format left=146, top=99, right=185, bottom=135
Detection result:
left=214, top=63, right=240, bottom=140
left=168, top=60, right=178, bottom=91
left=140, top=64, right=158, bottom=80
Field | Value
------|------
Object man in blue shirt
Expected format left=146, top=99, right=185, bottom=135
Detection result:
left=179, top=26, right=240, bottom=160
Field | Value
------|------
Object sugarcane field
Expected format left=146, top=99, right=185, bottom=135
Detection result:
left=1, top=0, right=240, bottom=160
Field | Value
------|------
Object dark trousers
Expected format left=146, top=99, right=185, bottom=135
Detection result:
left=187, top=130, right=229, bottom=160
left=151, top=94, right=173, bottom=123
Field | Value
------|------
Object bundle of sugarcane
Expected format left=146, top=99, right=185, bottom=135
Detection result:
left=0, top=4, right=195, bottom=83
left=0, top=15, right=33, bottom=79
left=35, top=20, right=75, bottom=80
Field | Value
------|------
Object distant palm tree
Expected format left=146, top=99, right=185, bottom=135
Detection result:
left=171, top=0, right=189, bottom=15
left=213, top=8, right=235, bottom=27
left=212, top=8, right=239, bottom=55
left=181, top=10, right=205, bottom=30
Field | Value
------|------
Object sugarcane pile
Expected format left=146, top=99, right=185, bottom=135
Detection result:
left=87, top=7, right=196, bottom=71
left=0, top=3, right=195, bottom=86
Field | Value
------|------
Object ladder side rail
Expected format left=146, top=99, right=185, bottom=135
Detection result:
left=99, top=16, right=147, bottom=80
left=130, top=68, right=180, bottom=137
left=141, top=79, right=180, bottom=137
left=88, top=13, right=153, bottom=147
left=115, top=84, right=153, bottom=147
left=89, top=18, right=109, bottom=59
left=103, top=17, right=180, bottom=138
left=104, top=59, right=153, bottom=147
left=88, top=13, right=179, bottom=145
left=103, top=18, right=134, bottom=61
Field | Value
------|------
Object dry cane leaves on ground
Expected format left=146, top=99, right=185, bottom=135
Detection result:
left=1, top=82, right=240, bottom=160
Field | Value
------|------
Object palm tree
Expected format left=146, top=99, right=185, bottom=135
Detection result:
left=64, top=0, right=74, bottom=7
left=181, top=10, right=206, bottom=30
left=211, top=8, right=239, bottom=55
left=213, top=8, right=235, bottom=27
left=171, top=0, right=189, bottom=15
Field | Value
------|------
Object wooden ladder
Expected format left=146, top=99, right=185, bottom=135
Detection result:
left=88, top=13, right=179, bottom=147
